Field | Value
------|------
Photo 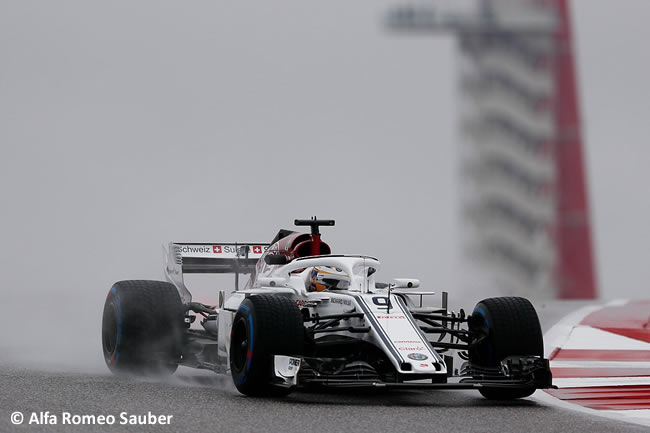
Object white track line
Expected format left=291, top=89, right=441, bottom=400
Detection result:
left=559, top=326, right=650, bottom=350
left=543, top=305, right=600, bottom=357
left=601, top=410, right=650, bottom=424
left=552, top=376, right=650, bottom=388
left=551, top=360, right=650, bottom=369
left=605, top=299, right=629, bottom=307
left=533, top=389, right=650, bottom=428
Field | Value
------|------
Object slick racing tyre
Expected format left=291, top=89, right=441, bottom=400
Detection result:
left=469, top=296, right=543, bottom=400
left=102, top=280, right=184, bottom=375
left=230, top=295, right=304, bottom=397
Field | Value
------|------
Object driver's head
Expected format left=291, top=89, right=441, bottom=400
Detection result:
left=308, top=266, right=350, bottom=292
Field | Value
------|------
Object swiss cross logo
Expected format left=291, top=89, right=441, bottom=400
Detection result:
left=212, top=245, right=222, bottom=254
left=252, top=246, right=262, bottom=254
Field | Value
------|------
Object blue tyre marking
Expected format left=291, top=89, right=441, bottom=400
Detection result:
left=111, top=287, right=122, bottom=364
left=473, top=306, right=489, bottom=327
left=473, top=306, right=492, bottom=363
left=235, top=306, right=254, bottom=385
left=248, top=310, right=254, bottom=352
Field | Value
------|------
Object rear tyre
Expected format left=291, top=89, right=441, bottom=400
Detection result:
left=230, top=295, right=304, bottom=397
left=102, top=280, right=184, bottom=376
left=469, top=296, right=543, bottom=400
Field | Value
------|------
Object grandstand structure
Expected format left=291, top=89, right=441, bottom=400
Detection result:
left=387, top=0, right=597, bottom=299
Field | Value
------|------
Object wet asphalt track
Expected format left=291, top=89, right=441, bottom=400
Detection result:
left=1, top=301, right=646, bottom=433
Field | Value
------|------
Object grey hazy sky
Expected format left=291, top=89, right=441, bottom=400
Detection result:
left=0, top=0, right=649, bottom=359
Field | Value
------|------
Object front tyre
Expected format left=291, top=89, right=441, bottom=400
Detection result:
left=469, top=296, right=544, bottom=400
left=102, top=280, right=184, bottom=375
left=230, top=295, right=304, bottom=397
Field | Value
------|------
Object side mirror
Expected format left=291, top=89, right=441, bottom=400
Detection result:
left=391, top=278, right=420, bottom=289
left=264, top=254, right=289, bottom=265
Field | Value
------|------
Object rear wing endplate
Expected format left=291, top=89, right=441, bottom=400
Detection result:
left=163, top=242, right=269, bottom=303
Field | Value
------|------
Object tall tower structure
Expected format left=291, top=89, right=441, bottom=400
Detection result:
left=388, top=0, right=597, bottom=299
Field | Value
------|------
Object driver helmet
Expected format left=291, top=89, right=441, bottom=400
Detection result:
left=308, top=266, right=350, bottom=292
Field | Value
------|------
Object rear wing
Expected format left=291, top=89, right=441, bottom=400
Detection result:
left=164, top=242, right=270, bottom=302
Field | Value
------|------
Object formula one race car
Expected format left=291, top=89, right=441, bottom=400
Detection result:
left=102, top=218, right=554, bottom=399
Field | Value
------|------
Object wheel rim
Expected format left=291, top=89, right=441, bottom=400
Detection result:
left=231, top=317, right=249, bottom=371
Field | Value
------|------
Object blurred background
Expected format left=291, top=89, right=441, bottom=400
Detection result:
left=0, top=0, right=648, bottom=371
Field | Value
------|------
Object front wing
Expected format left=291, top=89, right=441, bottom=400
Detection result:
left=294, top=355, right=554, bottom=390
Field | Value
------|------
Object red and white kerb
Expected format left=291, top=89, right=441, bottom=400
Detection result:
left=544, top=300, right=650, bottom=419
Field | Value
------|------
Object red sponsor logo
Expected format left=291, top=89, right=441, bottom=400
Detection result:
left=420, top=363, right=428, bottom=367
left=376, top=315, right=406, bottom=319
left=212, top=245, right=222, bottom=254
left=252, top=245, right=262, bottom=254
